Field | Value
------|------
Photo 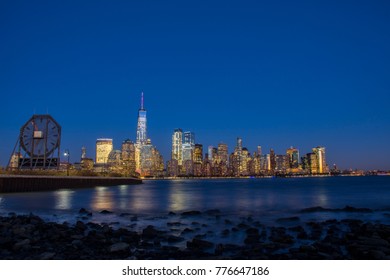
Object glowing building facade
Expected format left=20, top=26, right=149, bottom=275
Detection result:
left=172, top=129, right=183, bottom=165
left=95, top=138, right=113, bottom=164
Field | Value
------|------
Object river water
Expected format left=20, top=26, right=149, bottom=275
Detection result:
left=1, top=176, right=390, bottom=225
left=2, top=176, right=390, bottom=247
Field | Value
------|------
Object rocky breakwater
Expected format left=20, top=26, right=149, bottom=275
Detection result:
left=1, top=210, right=390, bottom=260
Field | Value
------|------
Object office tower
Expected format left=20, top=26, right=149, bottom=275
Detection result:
left=217, top=143, right=229, bottom=176
left=232, top=137, right=244, bottom=176
left=154, top=152, right=165, bottom=177
left=107, top=150, right=122, bottom=172
left=193, top=144, right=203, bottom=176
left=301, top=153, right=311, bottom=173
left=257, top=146, right=262, bottom=156
left=275, top=155, right=289, bottom=173
left=121, top=139, right=136, bottom=176
left=251, top=151, right=261, bottom=175
left=241, top=148, right=250, bottom=176
left=182, top=143, right=193, bottom=175
left=217, top=143, right=228, bottom=164
left=312, top=146, right=328, bottom=174
left=135, top=92, right=147, bottom=173
left=136, top=92, right=147, bottom=145
left=270, top=148, right=276, bottom=172
left=182, top=131, right=195, bottom=162
left=167, top=159, right=179, bottom=177
left=259, top=154, right=270, bottom=172
left=183, top=131, right=195, bottom=145
left=140, top=139, right=154, bottom=177
left=193, top=144, right=203, bottom=163
left=81, top=146, right=87, bottom=159
left=203, top=155, right=212, bottom=177
left=182, top=143, right=193, bottom=162
left=172, top=129, right=183, bottom=165
left=286, top=147, right=299, bottom=169
left=96, top=138, right=113, bottom=164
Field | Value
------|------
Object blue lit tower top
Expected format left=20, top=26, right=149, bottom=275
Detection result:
left=136, top=92, right=147, bottom=145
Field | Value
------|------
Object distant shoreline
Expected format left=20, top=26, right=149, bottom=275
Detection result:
left=0, top=175, right=142, bottom=193
left=142, top=174, right=387, bottom=180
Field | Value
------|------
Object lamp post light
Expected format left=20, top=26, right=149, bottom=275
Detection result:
left=64, top=150, right=70, bottom=176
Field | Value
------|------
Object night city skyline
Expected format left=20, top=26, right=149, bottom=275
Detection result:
left=1, top=0, right=390, bottom=171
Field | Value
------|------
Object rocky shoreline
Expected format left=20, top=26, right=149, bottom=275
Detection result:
left=1, top=209, right=390, bottom=260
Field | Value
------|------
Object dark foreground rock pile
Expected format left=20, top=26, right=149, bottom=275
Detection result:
left=1, top=213, right=390, bottom=260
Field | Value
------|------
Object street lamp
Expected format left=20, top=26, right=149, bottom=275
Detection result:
left=64, top=149, right=70, bottom=176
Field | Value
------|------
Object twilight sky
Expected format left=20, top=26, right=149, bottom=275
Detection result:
left=1, top=0, right=389, bottom=170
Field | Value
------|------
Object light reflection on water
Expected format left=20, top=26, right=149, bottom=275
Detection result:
left=0, top=177, right=389, bottom=220
left=54, top=190, right=73, bottom=210
left=91, top=186, right=114, bottom=211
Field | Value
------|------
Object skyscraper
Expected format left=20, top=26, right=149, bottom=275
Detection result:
left=270, top=148, right=276, bottom=172
left=183, top=131, right=195, bottom=146
left=135, top=92, right=147, bottom=173
left=136, top=92, right=147, bottom=145
left=286, top=147, right=299, bottom=169
left=172, top=129, right=183, bottom=165
left=312, top=146, right=328, bottom=174
left=121, top=139, right=136, bottom=176
left=96, top=138, right=113, bottom=164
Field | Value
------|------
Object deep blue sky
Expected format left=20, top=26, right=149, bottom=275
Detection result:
left=1, top=0, right=389, bottom=170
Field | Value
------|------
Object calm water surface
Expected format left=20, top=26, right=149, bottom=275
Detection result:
left=1, top=176, right=390, bottom=226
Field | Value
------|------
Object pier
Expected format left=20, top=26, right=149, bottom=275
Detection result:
left=0, top=175, right=142, bottom=193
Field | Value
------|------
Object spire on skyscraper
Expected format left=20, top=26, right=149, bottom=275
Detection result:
left=141, top=91, right=144, bottom=110
left=136, top=91, right=147, bottom=145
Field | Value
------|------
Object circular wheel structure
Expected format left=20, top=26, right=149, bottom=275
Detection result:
left=19, top=115, right=61, bottom=169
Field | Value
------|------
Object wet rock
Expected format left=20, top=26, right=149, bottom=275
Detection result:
left=130, top=216, right=138, bottom=222
left=167, top=222, right=184, bottom=227
left=224, top=219, right=233, bottom=225
left=215, top=243, right=241, bottom=255
left=244, top=235, right=260, bottom=245
left=100, top=210, right=113, bottom=215
left=237, top=223, right=249, bottom=229
left=204, top=209, right=221, bottom=215
left=109, top=242, right=130, bottom=253
left=195, top=234, right=207, bottom=239
left=367, top=250, right=387, bottom=259
left=40, top=252, right=56, bottom=260
left=299, top=245, right=317, bottom=253
left=78, top=208, right=91, bottom=215
left=120, top=232, right=140, bottom=244
left=181, top=228, right=194, bottom=234
left=71, top=234, right=84, bottom=240
left=13, top=239, right=31, bottom=250
left=168, top=211, right=176, bottom=216
left=289, top=225, right=305, bottom=232
left=187, top=238, right=214, bottom=250
left=71, top=239, right=83, bottom=248
left=276, top=217, right=300, bottom=223
left=119, top=213, right=131, bottom=217
left=142, top=225, right=163, bottom=239
left=166, top=235, right=184, bottom=243
left=75, top=221, right=87, bottom=232
left=12, top=225, right=26, bottom=236
left=342, top=206, right=373, bottom=213
left=300, top=206, right=329, bottom=213
left=221, top=229, right=230, bottom=236
left=246, top=228, right=259, bottom=235
left=181, top=211, right=201, bottom=216
left=357, top=237, right=390, bottom=247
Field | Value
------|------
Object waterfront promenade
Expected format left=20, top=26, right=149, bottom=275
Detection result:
left=0, top=175, right=142, bottom=193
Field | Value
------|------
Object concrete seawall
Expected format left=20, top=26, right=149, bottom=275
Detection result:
left=0, top=175, right=142, bottom=193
